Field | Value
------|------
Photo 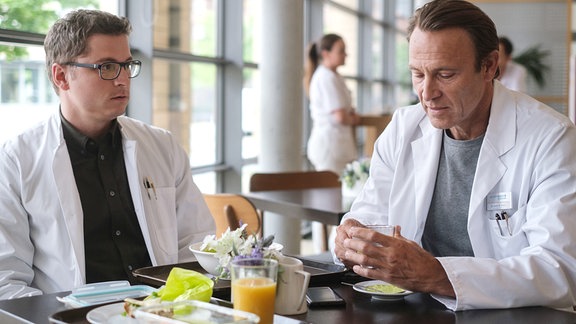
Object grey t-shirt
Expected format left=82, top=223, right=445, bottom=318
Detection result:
left=421, top=131, right=484, bottom=257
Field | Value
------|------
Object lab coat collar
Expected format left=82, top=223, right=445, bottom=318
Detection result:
left=50, top=115, right=86, bottom=284
left=412, top=110, right=443, bottom=240
left=117, top=117, right=158, bottom=266
left=468, top=81, right=517, bottom=256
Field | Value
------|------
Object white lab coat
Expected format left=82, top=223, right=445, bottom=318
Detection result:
left=0, top=113, right=215, bottom=299
left=307, top=65, right=357, bottom=174
left=341, top=82, right=576, bottom=310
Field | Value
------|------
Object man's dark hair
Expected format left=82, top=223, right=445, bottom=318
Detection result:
left=407, top=0, right=499, bottom=74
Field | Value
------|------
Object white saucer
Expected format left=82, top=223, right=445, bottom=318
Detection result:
left=353, top=280, right=413, bottom=301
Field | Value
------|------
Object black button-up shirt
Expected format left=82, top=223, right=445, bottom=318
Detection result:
left=61, top=113, right=151, bottom=284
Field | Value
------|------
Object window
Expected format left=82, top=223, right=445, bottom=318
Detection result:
left=243, top=0, right=261, bottom=63
left=151, top=0, right=222, bottom=192
left=153, top=0, right=217, bottom=57
left=242, top=68, right=260, bottom=161
left=314, top=0, right=406, bottom=153
left=323, top=5, right=359, bottom=77
left=242, top=0, right=262, bottom=162
left=151, top=59, right=218, bottom=167
left=0, top=1, right=116, bottom=143
left=330, top=0, right=358, bottom=10
left=395, top=0, right=415, bottom=107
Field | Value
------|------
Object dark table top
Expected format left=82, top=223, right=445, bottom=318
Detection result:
left=294, top=281, right=576, bottom=324
left=2, top=274, right=576, bottom=324
left=243, top=187, right=347, bottom=225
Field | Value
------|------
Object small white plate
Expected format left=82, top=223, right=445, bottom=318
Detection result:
left=353, top=280, right=413, bottom=301
left=86, top=302, right=139, bottom=324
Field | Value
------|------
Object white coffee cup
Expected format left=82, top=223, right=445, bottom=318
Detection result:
left=274, top=255, right=311, bottom=315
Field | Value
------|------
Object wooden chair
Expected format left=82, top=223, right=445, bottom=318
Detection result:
left=203, top=193, right=262, bottom=238
left=248, top=171, right=341, bottom=253
left=357, top=114, right=392, bottom=157
left=249, top=170, right=341, bottom=192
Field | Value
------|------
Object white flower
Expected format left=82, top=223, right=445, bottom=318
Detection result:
left=340, top=158, right=370, bottom=188
left=199, top=224, right=278, bottom=279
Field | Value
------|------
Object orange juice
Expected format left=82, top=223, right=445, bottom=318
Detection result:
left=232, top=277, right=276, bottom=324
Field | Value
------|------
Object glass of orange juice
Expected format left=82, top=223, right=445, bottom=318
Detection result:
left=230, top=258, right=278, bottom=324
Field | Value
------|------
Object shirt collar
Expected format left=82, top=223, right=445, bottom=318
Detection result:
left=60, top=109, right=122, bottom=153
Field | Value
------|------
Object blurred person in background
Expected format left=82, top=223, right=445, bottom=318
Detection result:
left=498, top=36, right=527, bottom=92
left=304, top=33, right=360, bottom=175
left=303, top=34, right=361, bottom=253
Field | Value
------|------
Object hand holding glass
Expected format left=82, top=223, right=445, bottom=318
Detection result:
left=362, top=225, right=395, bottom=269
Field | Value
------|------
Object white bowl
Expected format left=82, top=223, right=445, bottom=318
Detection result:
left=189, top=242, right=221, bottom=276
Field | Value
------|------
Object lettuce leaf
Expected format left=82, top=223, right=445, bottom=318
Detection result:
left=151, top=267, right=214, bottom=303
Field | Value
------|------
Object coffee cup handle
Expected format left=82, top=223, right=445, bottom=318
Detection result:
left=296, top=270, right=311, bottom=307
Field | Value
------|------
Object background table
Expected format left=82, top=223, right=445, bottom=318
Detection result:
left=243, top=187, right=347, bottom=225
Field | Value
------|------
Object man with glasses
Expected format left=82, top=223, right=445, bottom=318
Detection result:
left=0, top=9, right=215, bottom=299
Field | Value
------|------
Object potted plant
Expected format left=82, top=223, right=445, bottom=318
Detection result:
left=513, top=45, right=551, bottom=88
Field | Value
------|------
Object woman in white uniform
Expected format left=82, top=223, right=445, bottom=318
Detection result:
left=304, top=34, right=360, bottom=175
left=303, top=34, right=360, bottom=253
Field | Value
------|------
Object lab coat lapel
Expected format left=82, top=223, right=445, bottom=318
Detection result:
left=120, top=122, right=158, bottom=265
left=51, top=129, right=86, bottom=283
left=411, top=118, right=443, bottom=240
left=468, top=82, right=516, bottom=257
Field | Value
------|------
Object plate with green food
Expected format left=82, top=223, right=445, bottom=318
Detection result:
left=353, top=280, right=413, bottom=301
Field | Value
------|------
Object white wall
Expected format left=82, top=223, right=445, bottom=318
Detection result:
left=474, top=1, right=569, bottom=114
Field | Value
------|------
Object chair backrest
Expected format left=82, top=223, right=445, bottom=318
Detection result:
left=249, top=170, right=341, bottom=192
left=203, top=193, right=262, bottom=238
left=357, top=114, right=392, bottom=157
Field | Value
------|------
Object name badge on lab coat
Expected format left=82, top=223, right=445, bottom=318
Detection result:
left=486, top=192, right=512, bottom=211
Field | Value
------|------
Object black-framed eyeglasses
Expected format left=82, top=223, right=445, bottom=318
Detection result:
left=64, top=60, right=142, bottom=80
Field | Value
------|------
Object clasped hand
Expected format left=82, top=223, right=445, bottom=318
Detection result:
left=334, top=219, right=455, bottom=297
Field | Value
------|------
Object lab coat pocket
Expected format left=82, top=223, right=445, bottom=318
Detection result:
left=488, top=206, right=528, bottom=259
left=147, top=187, right=178, bottom=258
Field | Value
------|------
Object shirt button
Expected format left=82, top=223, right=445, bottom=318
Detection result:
left=128, top=265, right=133, bottom=271
left=109, top=190, right=116, bottom=197
left=100, top=154, right=105, bottom=160
left=115, top=230, right=121, bottom=236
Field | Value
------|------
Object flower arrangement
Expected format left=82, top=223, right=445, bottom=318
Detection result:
left=340, top=158, right=370, bottom=189
left=200, top=224, right=282, bottom=279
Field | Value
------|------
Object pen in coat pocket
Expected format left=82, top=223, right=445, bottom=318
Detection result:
left=495, top=211, right=512, bottom=236
left=143, top=177, right=157, bottom=200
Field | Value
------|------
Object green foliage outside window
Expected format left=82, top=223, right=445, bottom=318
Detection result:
left=0, top=0, right=98, bottom=60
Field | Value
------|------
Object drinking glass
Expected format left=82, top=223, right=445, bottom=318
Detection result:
left=367, top=224, right=395, bottom=237
left=230, top=258, right=278, bottom=324
left=363, top=225, right=395, bottom=268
